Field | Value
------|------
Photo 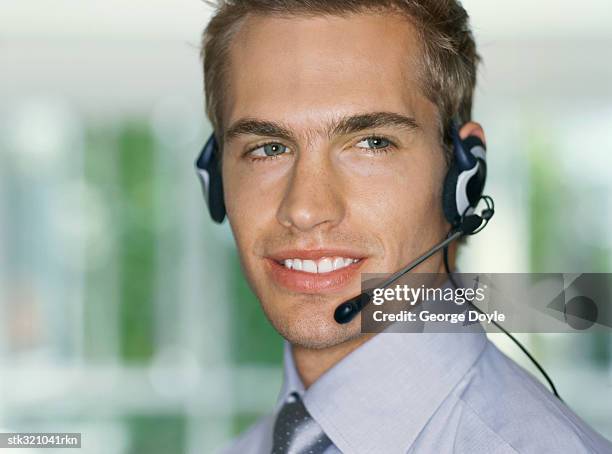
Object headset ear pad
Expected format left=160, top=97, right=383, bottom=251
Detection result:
left=208, top=155, right=226, bottom=223
left=443, top=161, right=462, bottom=225
left=466, top=160, right=486, bottom=207
left=442, top=134, right=487, bottom=226
left=195, top=134, right=227, bottom=223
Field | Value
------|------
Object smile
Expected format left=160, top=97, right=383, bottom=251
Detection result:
left=281, top=257, right=360, bottom=274
left=265, top=250, right=366, bottom=294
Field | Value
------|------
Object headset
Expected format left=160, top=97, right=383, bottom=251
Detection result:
left=194, top=121, right=562, bottom=400
left=195, top=133, right=225, bottom=224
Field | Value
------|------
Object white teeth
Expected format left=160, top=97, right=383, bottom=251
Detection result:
left=302, top=260, right=317, bottom=273
left=333, top=257, right=345, bottom=270
left=317, top=258, right=333, bottom=273
left=281, top=256, right=360, bottom=273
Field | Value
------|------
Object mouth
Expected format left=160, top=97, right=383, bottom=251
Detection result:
left=280, top=256, right=360, bottom=273
left=265, top=250, right=366, bottom=294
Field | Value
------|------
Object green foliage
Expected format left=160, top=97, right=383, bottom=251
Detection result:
left=527, top=133, right=564, bottom=272
left=125, top=415, right=185, bottom=454
left=232, top=413, right=262, bottom=437
left=116, top=123, right=156, bottom=361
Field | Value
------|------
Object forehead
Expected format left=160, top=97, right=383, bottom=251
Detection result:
left=224, top=12, right=429, bottom=132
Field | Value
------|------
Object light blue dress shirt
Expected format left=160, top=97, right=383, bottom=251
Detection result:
left=222, top=320, right=612, bottom=453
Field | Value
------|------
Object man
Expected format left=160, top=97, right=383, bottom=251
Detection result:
left=198, top=1, right=612, bottom=452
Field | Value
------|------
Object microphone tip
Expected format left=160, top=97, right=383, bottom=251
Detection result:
left=334, top=293, right=371, bottom=324
left=334, top=302, right=357, bottom=324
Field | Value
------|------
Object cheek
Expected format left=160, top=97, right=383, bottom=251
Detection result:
left=223, top=163, right=277, bottom=239
left=342, top=152, right=446, bottom=260
left=345, top=154, right=444, bottom=224
left=222, top=156, right=291, bottom=220
left=222, top=169, right=264, bottom=269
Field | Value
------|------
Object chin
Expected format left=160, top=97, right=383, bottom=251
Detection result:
left=264, top=303, right=362, bottom=349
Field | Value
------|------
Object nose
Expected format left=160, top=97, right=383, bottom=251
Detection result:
left=276, top=150, right=346, bottom=233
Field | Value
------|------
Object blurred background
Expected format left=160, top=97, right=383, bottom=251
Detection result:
left=1, top=0, right=611, bottom=452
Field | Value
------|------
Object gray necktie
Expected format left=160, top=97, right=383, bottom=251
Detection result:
left=271, top=392, right=332, bottom=454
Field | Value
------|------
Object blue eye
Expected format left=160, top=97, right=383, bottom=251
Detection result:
left=250, top=143, right=289, bottom=158
left=356, top=137, right=392, bottom=150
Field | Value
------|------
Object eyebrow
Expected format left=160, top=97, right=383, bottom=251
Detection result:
left=224, top=112, right=419, bottom=143
left=330, top=112, right=419, bottom=137
left=225, top=119, right=294, bottom=143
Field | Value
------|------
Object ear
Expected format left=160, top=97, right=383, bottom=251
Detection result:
left=459, top=121, right=486, bottom=146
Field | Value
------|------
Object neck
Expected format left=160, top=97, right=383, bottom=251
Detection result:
left=292, top=332, right=376, bottom=388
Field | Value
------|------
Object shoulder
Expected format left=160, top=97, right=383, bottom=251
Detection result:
left=457, top=340, right=612, bottom=453
left=217, top=414, right=274, bottom=454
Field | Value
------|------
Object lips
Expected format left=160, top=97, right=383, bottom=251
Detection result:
left=265, top=249, right=366, bottom=294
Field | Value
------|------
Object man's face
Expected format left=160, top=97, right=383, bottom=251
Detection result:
left=221, top=12, right=449, bottom=348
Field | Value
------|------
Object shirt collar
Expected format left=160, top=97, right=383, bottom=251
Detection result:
left=276, top=340, right=305, bottom=410
left=277, top=297, right=488, bottom=453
